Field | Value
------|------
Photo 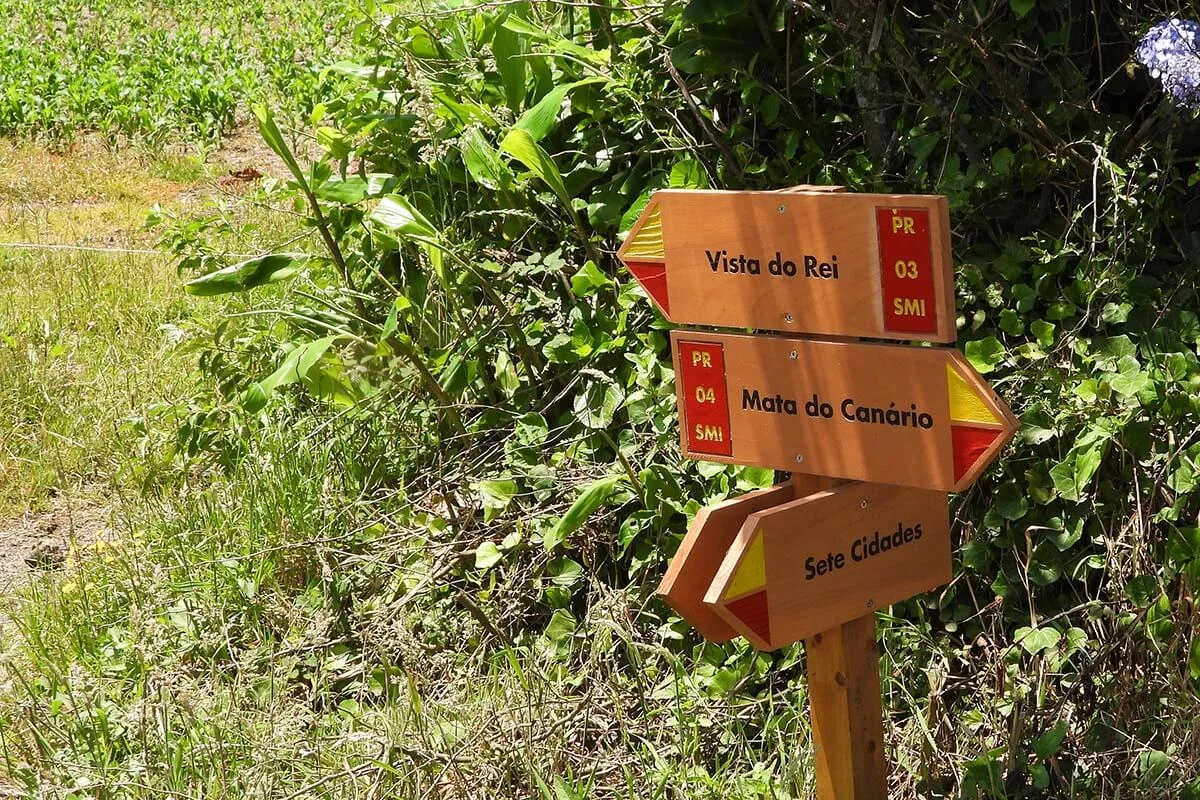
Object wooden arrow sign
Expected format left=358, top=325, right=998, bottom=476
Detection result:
left=671, top=330, right=1018, bottom=492
left=657, top=478, right=824, bottom=641
left=617, top=189, right=956, bottom=342
left=704, top=482, right=950, bottom=651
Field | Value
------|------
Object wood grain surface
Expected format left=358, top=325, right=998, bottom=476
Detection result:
left=618, top=189, right=956, bottom=342
left=704, top=481, right=950, bottom=650
left=669, top=329, right=1018, bottom=493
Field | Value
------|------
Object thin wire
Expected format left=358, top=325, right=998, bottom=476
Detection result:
left=0, top=241, right=258, bottom=258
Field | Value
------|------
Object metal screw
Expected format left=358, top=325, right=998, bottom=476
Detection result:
left=789, top=350, right=798, bottom=360
left=777, top=204, right=786, bottom=213
left=784, top=313, right=794, bottom=323
left=860, top=499, right=868, bottom=509
left=866, top=599, right=875, bottom=609
left=795, top=453, right=804, bottom=464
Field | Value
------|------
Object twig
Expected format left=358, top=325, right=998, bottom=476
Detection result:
left=663, top=52, right=745, bottom=183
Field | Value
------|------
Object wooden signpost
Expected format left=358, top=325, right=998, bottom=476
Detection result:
left=618, top=190, right=957, bottom=342
left=624, top=187, right=1017, bottom=799
left=670, top=330, right=1018, bottom=492
left=705, top=482, right=950, bottom=650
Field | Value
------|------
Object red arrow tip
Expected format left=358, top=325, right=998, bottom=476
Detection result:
left=951, top=425, right=1003, bottom=482
left=725, top=589, right=770, bottom=646
left=625, top=261, right=670, bottom=316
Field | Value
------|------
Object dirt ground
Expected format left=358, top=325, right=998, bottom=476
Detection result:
left=0, top=495, right=110, bottom=592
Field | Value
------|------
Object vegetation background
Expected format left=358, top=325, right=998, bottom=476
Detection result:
left=2, top=0, right=1200, bottom=798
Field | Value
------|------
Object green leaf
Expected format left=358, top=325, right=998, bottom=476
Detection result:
left=737, top=467, right=775, bottom=489
left=475, top=542, right=504, bottom=570
left=547, top=556, right=583, bottom=587
left=473, top=479, right=518, bottom=522
left=184, top=253, right=307, bottom=296
left=1030, top=319, right=1055, bottom=347
left=1010, top=0, right=1035, bottom=18
left=1050, top=429, right=1110, bottom=501
left=253, top=104, right=306, bottom=188
left=316, top=126, right=351, bottom=159
left=461, top=128, right=512, bottom=190
left=247, top=337, right=340, bottom=412
left=316, top=175, right=368, bottom=204
left=1102, top=302, right=1132, bottom=324
left=1033, top=722, right=1067, bottom=759
left=669, top=159, right=710, bottom=189
left=964, top=336, right=1006, bottom=374
left=1015, top=626, right=1060, bottom=655
left=543, top=609, right=576, bottom=644
left=500, top=128, right=571, bottom=208
left=999, top=308, right=1024, bottom=335
left=368, top=195, right=440, bottom=245
left=546, top=475, right=624, bottom=550
left=491, top=22, right=527, bottom=112
left=1011, top=284, right=1037, bottom=313
left=994, top=483, right=1029, bottom=521
left=514, top=77, right=606, bottom=142
left=570, top=260, right=611, bottom=297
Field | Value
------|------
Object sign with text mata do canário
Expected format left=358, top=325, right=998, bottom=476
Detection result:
left=705, top=481, right=950, bottom=651
left=618, top=190, right=956, bottom=342
left=670, top=330, right=1018, bottom=493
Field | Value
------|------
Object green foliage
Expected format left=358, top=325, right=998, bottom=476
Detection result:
left=0, top=0, right=353, bottom=142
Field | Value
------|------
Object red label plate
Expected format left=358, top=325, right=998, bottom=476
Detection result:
left=877, top=207, right=938, bottom=335
left=677, top=340, right=733, bottom=457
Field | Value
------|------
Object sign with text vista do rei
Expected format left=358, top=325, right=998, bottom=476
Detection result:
left=671, top=330, right=1018, bottom=493
left=617, top=190, right=957, bottom=342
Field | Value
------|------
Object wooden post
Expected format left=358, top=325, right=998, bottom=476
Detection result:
left=806, top=612, right=888, bottom=799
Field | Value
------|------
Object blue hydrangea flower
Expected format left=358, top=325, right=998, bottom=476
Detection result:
left=1137, top=19, right=1200, bottom=109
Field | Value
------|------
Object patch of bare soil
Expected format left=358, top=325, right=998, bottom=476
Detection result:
left=0, top=497, right=109, bottom=592
left=209, top=119, right=317, bottom=181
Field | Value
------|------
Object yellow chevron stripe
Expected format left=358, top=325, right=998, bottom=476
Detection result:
left=722, top=530, right=765, bottom=600
left=623, top=204, right=664, bottom=259
left=947, top=364, right=1000, bottom=425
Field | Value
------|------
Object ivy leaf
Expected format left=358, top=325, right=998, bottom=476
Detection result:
left=1033, top=722, right=1067, bottom=759
left=994, top=483, right=1029, bottom=520
left=964, top=336, right=1006, bottom=374
left=1031, top=319, right=1055, bottom=347
left=474, top=542, right=504, bottom=570
left=1015, top=626, right=1060, bottom=655
left=543, top=609, right=576, bottom=644
left=473, top=479, right=519, bottom=522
